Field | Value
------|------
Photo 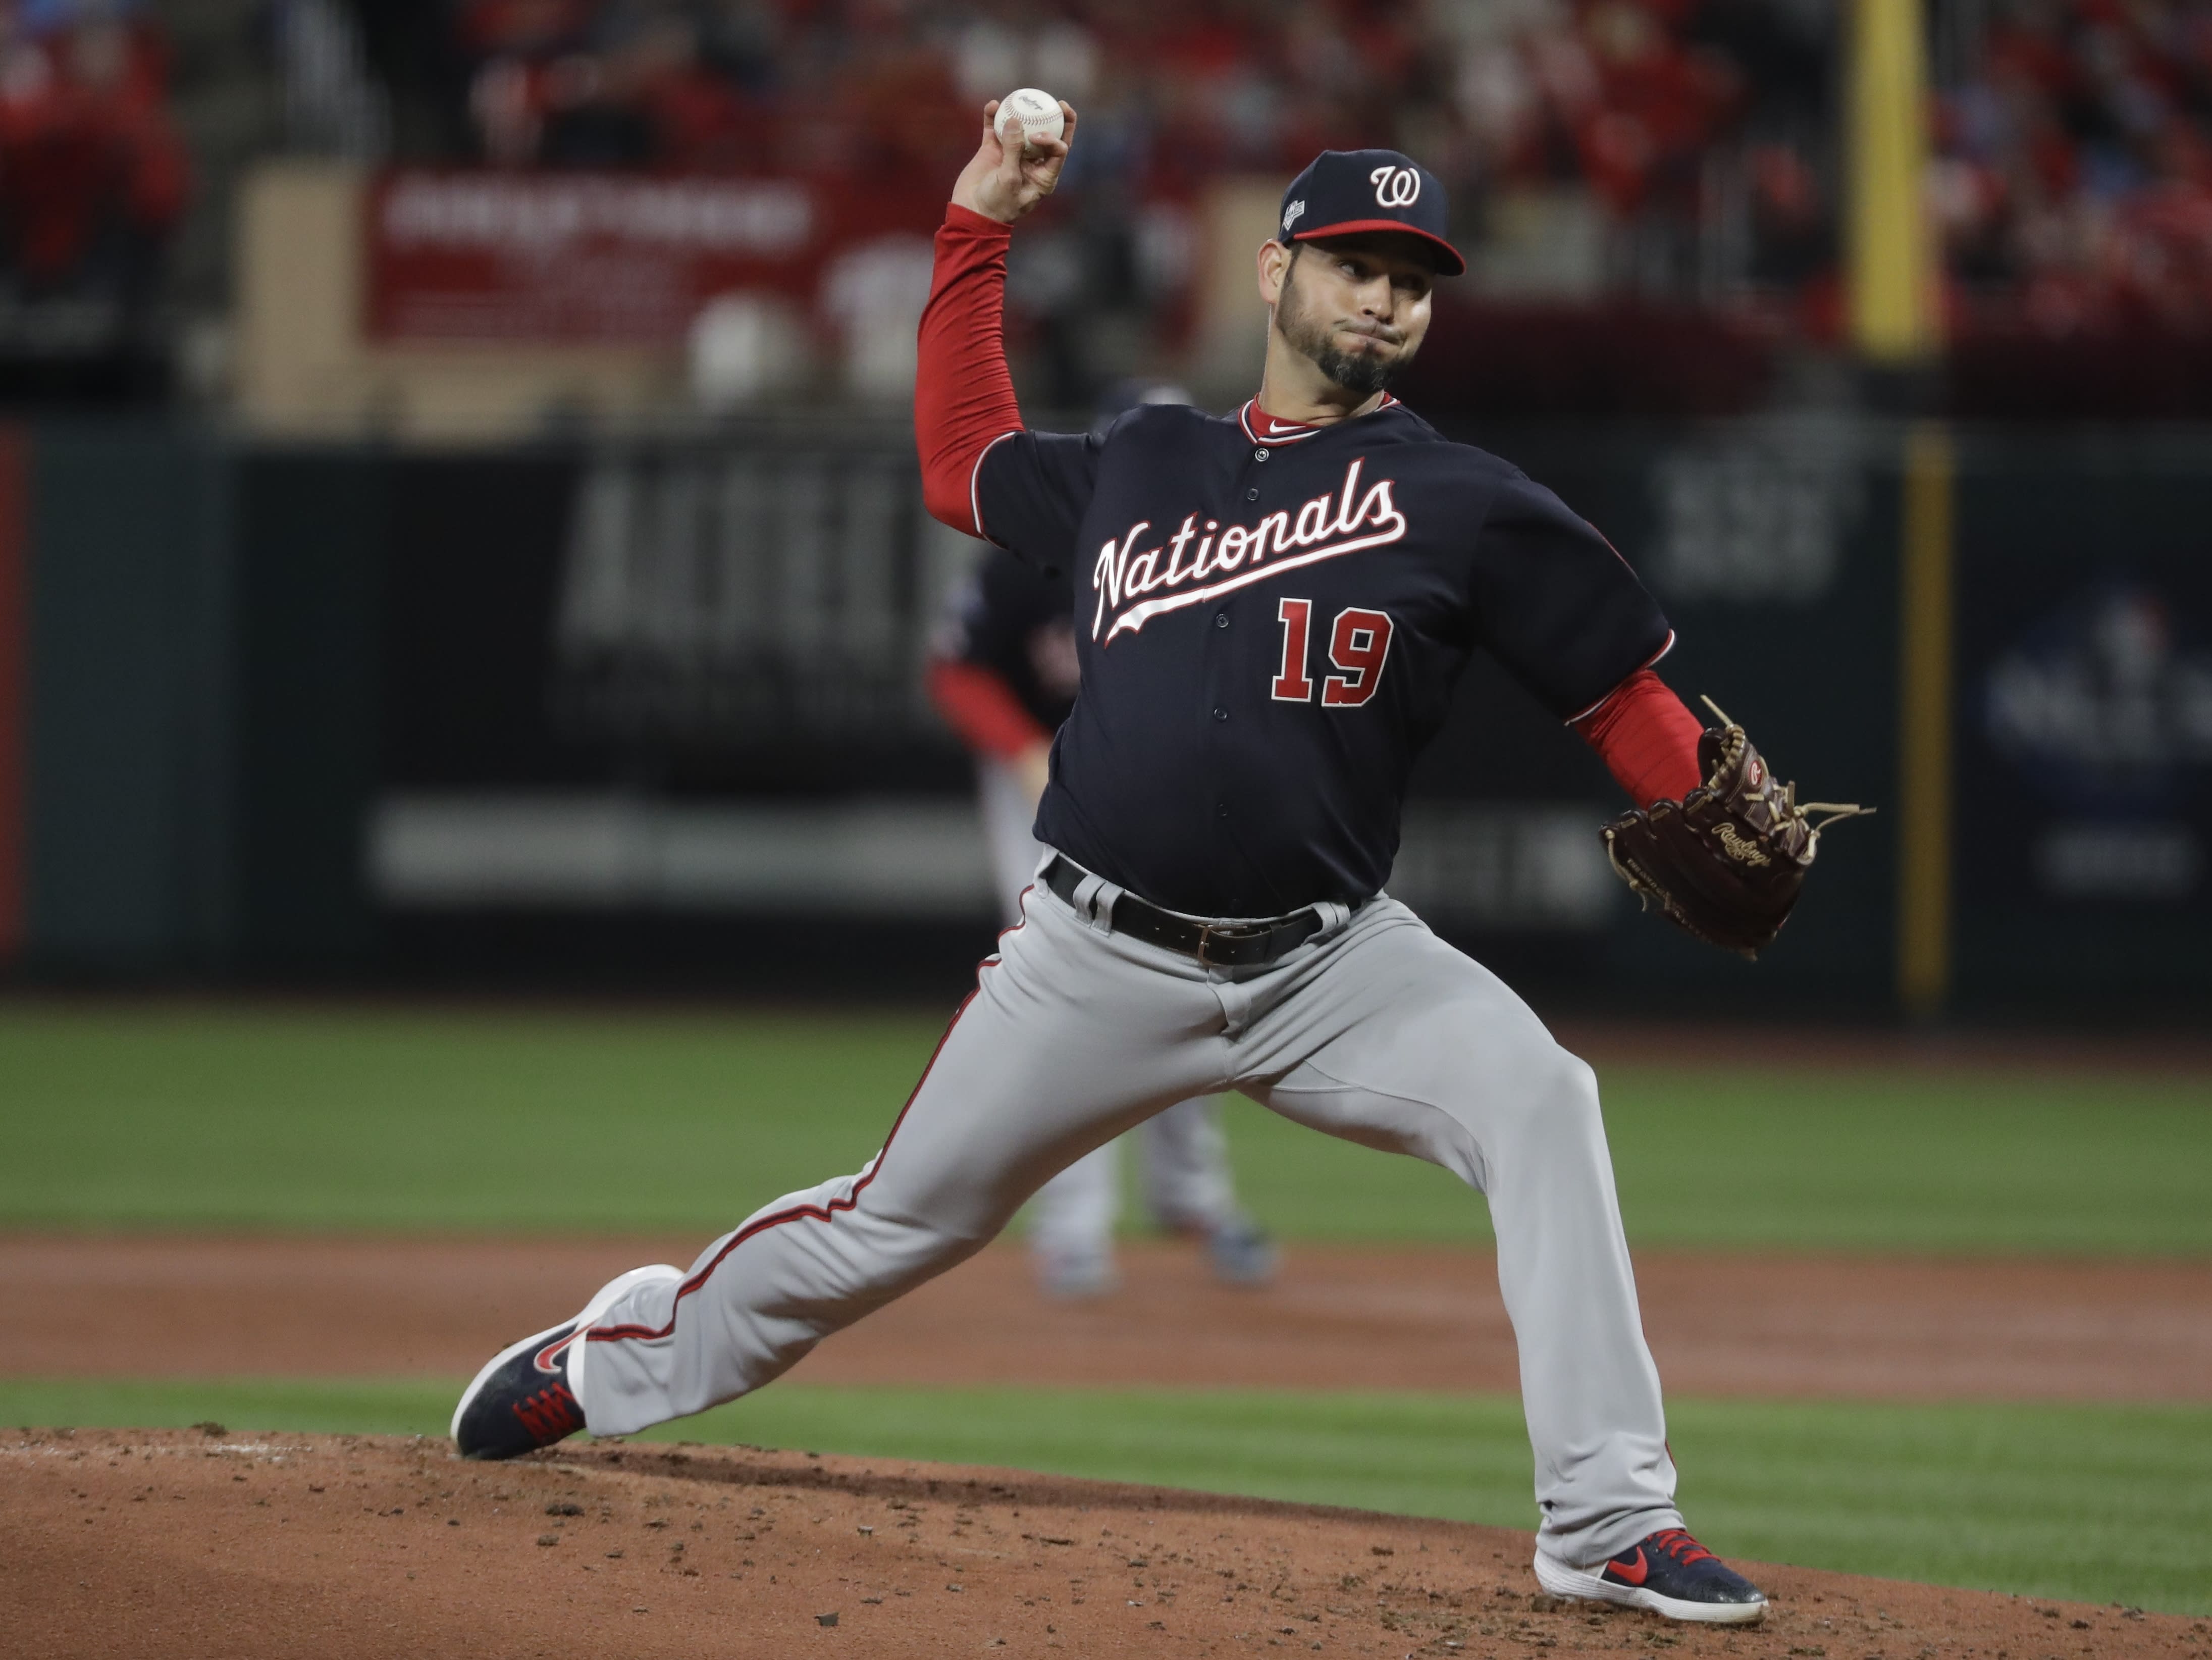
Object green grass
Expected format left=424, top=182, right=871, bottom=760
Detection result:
left=6, top=1378, right=2205, bottom=1615
left=1, top=1003, right=2206, bottom=1251
left=9, top=1010, right=2203, bottom=1615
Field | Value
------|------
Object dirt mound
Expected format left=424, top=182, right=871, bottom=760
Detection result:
left=6, top=1429, right=2198, bottom=1659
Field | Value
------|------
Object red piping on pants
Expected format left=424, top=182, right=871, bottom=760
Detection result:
left=586, top=901, right=1034, bottom=1346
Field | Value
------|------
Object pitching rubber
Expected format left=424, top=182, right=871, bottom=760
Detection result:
left=449, top=1264, right=682, bottom=1445
left=1532, top=1550, right=1768, bottom=1626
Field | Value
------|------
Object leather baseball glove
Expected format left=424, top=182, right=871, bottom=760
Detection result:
left=1601, top=700, right=1868, bottom=960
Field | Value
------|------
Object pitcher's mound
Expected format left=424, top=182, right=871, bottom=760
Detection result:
left=4, top=1428, right=2193, bottom=1658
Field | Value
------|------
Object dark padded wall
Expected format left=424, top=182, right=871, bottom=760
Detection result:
left=26, top=424, right=231, bottom=973
left=19, top=421, right=2210, bottom=1012
left=1950, top=431, right=2212, bottom=1013
left=229, top=449, right=385, bottom=970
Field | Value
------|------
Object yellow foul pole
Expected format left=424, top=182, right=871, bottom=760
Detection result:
left=1847, top=0, right=1940, bottom=361
left=1853, top=0, right=1954, bottom=1012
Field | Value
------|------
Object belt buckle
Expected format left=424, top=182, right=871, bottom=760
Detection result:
left=1195, top=921, right=1264, bottom=968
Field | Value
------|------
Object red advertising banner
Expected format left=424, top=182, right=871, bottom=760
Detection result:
left=365, top=171, right=938, bottom=346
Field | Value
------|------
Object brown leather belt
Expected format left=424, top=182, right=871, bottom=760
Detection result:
left=1042, top=854, right=1336, bottom=968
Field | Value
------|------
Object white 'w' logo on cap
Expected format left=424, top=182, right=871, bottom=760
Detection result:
left=1370, top=166, right=1419, bottom=208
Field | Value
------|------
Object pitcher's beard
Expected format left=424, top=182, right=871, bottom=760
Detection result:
left=1276, top=267, right=1415, bottom=395
left=1310, top=340, right=1395, bottom=395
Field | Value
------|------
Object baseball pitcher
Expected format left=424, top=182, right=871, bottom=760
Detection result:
left=456, top=100, right=1862, bottom=1626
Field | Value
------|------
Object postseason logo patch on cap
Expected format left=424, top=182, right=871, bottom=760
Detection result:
left=1277, top=149, right=1465, bottom=275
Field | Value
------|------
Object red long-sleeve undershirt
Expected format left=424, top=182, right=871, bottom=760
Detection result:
left=917, top=204, right=1022, bottom=536
left=911, top=202, right=1705, bottom=805
left=1571, top=668, right=1706, bottom=805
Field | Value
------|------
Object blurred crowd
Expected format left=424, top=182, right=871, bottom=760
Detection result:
left=444, top=1, right=1831, bottom=250
left=430, top=0, right=1840, bottom=398
left=10, top=0, right=2212, bottom=410
left=1934, top=0, right=2212, bottom=338
left=0, top=0, right=186, bottom=360
left=438, top=1, right=2212, bottom=340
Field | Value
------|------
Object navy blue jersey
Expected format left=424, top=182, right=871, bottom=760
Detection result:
left=974, top=398, right=1672, bottom=918
left=935, top=549, right=1080, bottom=733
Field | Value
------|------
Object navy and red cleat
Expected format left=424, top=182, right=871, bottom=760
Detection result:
left=451, top=1265, right=680, bottom=1461
left=1534, top=1527, right=1767, bottom=1624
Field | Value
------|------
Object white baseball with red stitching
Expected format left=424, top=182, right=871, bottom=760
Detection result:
left=996, top=88, right=1064, bottom=155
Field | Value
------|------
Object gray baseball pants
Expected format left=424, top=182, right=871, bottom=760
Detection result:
left=979, top=755, right=1243, bottom=1258
left=570, top=856, right=1682, bottom=1566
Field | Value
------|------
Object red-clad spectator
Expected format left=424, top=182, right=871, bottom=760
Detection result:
left=457, top=0, right=596, bottom=60
left=1574, top=1, right=1740, bottom=215
left=0, top=14, right=187, bottom=295
left=838, top=39, right=971, bottom=185
left=469, top=5, right=764, bottom=169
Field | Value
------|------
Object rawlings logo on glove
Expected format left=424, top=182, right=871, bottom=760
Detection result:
left=1601, top=699, right=1869, bottom=960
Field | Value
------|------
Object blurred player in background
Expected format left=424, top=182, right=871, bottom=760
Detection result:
left=926, top=381, right=1276, bottom=1300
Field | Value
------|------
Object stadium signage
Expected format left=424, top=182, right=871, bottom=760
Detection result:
left=366, top=170, right=936, bottom=346
left=380, top=176, right=813, bottom=254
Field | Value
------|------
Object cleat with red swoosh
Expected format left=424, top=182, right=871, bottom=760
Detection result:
left=1533, top=1527, right=1767, bottom=1624
left=451, top=1265, right=681, bottom=1461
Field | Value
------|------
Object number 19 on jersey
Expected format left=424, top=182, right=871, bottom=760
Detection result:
left=1271, top=597, right=1394, bottom=707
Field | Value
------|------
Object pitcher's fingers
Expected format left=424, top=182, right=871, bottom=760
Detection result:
left=1027, top=113, right=1075, bottom=171
left=1032, top=104, right=1077, bottom=163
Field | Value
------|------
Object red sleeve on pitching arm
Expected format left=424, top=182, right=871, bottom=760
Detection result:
left=917, top=204, right=1022, bottom=536
left=1571, top=668, right=1706, bottom=807
left=925, top=658, right=1051, bottom=760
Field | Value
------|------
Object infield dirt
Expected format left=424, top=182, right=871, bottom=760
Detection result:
left=5, top=1235, right=2208, bottom=1399
left=11, top=1428, right=2205, bottom=1660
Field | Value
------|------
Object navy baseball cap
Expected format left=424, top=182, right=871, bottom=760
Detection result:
left=1277, top=149, right=1464, bottom=276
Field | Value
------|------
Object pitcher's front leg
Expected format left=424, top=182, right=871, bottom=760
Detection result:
left=1246, top=919, right=1678, bottom=1566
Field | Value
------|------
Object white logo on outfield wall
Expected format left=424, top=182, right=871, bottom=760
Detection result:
left=1986, top=582, right=2212, bottom=901
left=1987, top=586, right=2212, bottom=774
left=2036, top=822, right=2200, bottom=900
left=1649, top=445, right=1857, bottom=604
left=552, top=447, right=928, bottom=741
left=1370, top=166, right=1420, bottom=208
left=1388, top=804, right=1618, bottom=930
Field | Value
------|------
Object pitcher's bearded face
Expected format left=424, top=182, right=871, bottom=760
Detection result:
left=1273, top=238, right=1436, bottom=395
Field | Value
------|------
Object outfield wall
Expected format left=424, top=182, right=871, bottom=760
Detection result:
left=0, top=416, right=2204, bottom=1017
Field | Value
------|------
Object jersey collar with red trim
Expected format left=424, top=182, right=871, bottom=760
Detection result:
left=1237, top=395, right=1398, bottom=445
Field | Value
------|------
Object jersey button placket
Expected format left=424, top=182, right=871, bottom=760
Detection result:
left=1245, top=439, right=1268, bottom=502
left=1218, top=447, right=1266, bottom=835
left=1204, top=564, right=1238, bottom=838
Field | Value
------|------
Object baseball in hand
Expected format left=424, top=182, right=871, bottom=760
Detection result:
left=996, top=88, right=1065, bottom=155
